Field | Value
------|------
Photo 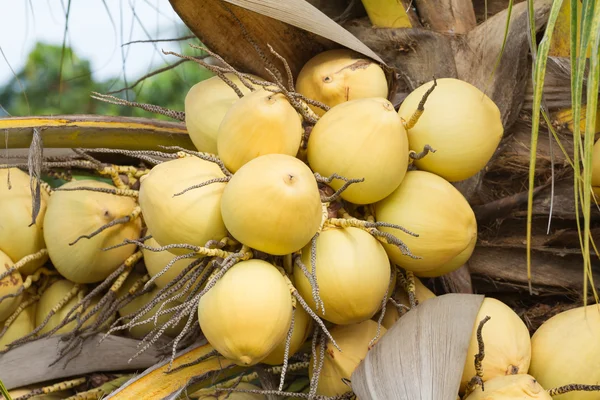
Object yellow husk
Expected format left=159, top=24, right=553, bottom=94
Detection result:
left=374, top=170, right=477, bottom=277
left=0, top=249, right=24, bottom=322
left=35, top=279, right=101, bottom=335
left=464, top=374, right=551, bottom=399
left=460, top=298, right=532, bottom=394
left=185, top=73, right=257, bottom=154
left=43, top=180, right=142, bottom=283
left=117, top=271, right=187, bottom=339
left=529, top=304, right=600, bottom=400
left=307, top=97, right=409, bottom=205
left=309, top=319, right=386, bottom=397
left=197, top=259, right=293, bottom=366
left=379, top=277, right=436, bottom=329
left=138, top=156, right=228, bottom=255
left=220, top=154, right=322, bottom=255
left=294, top=226, right=391, bottom=325
left=217, top=88, right=303, bottom=173
left=398, top=78, right=503, bottom=182
left=0, top=168, right=49, bottom=275
left=295, top=49, right=388, bottom=116
left=190, top=382, right=266, bottom=399
left=260, top=305, right=314, bottom=365
left=0, top=294, right=36, bottom=350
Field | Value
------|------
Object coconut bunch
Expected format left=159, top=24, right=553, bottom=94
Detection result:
left=0, top=159, right=211, bottom=362
left=42, top=44, right=508, bottom=398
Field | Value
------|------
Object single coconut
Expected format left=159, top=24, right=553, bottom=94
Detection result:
left=294, top=226, right=391, bottom=325
left=217, top=88, right=303, bottom=173
left=220, top=154, right=322, bottom=255
left=295, top=48, right=389, bottom=116
left=374, top=170, right=477, bottom=277
left=307, top=97, right=409, bottom=205
left=464, top=374, right=552, bottom=400
left=0, top=294, right=36, bottom=351
left=35, top=279, right=100, bottom=336
left=529, top=304, right=600, bottom=400
left=0, top=249, right=24, bottom=322
left=309, top=319, right=386, bottom=397
left=460, top=297, right=532, bottom=394
left=138, top=156, right=228, bottom=255
left=43, top=180, right=142, bottom=283
left=197, top=259, right=293, bottom=366
left=185, top=73, right=257, bottom=154
left=260, top=305, right=314, bottom=365
left=0, top=168, right=49, bottom=275
left=398, top=78, right=503, bottom=182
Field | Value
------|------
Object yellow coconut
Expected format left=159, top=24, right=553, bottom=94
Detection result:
left=295, top=48, right=389, bottom=116
left=529, top=304, right=600, bottom=400
left=464, top=374, right=552, bottom=400
left=309, top=319, right=386, bottom=397
left=0, top=249, right=24, bottom=322
left=307, top=97, right=409, bottom=205
left=217, top=88, right=303, bottom=173
left=43, top=180, right=142, bottom=283
left=0, top=294, right=36, bottom=351
left=117, top=271, right=187, bottom=339
left=591, top=138, right=600, bottom=199
left=460, top=297, right=532, bottom=393
left=294, top=226, right=391, bottom=325
left=190, top=382, right=267, bottom=399
left=374, top=170, right=477, bottom=277
left=138, top=156, right=228, bottom=255
left=220, top=154, right=322, bottom=255
left=185, top=73, right=257, bottom=154
left=197, top=259, right=293, bottom=366
left=260, top=305, right=314, bottom=365
left=0, top=168, right=49, bottom=275
left=35, top=279, right=101, bottom=336
left=142, top=236, right=203, bottom=297
left=379, top=277, right=436, bottom=329
left=398, top=78, right=503, bottom=182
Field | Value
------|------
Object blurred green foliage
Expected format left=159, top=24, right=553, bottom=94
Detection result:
left=0, top=41, right=214, bottom=120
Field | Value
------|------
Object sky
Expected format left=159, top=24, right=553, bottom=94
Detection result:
left=0, top=0, right=194, bottom=86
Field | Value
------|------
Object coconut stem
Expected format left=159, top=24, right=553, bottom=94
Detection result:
left=69, top=206, right=142, bottom=246
left=309, top=327, right=327, bottom=399
left=13, top=377, right=87, bottom=400
left=325, top=217, right=419, bottom=259
left=370, top=272, right=393, bottom=348
left=397, top=268, right=418, bottom=308
left=0, top=294, right=40, bottom=340
left=314, top=172, right=365, bottom=203
left=278, top=307, right=296, bottom=391
left=402, top=77, right=438, bottom=131
left=172, top=176, right=230, bottom=197
left=0, top=248, right=48, bottom=281
left=464, top=315, right=492, bottom=397
left=547, top=384, right=600, bottom=395
left=291, top=291, right=340, bottom=352
left=91, top=91, right=185, bottom=121
left=54, top=185, right=139, bottom=198
left=166, top=349, right=220, bottom=374
left=409, top=144, right=437, bottom=161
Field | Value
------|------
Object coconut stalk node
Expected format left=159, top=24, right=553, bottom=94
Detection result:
left=351, top=293, right=485, bottom=399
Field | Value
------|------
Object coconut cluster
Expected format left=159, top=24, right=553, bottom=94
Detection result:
left=2, top=47, right=586, bottom=400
